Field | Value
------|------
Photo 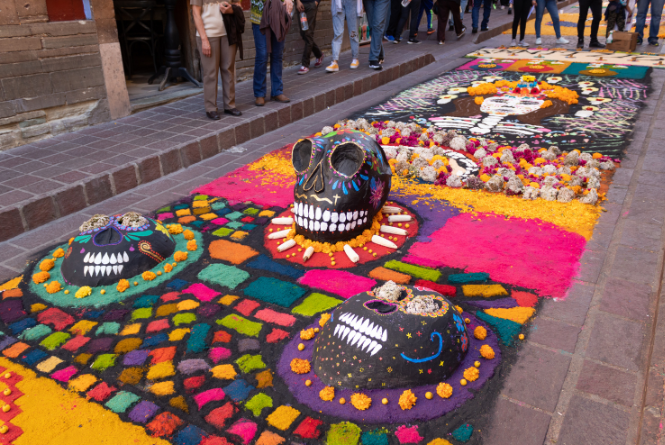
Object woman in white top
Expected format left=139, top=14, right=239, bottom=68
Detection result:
left=192, top=0, right=242, bottom=119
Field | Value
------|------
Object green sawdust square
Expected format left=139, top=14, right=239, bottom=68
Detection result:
left=105, top=391, right=141, bottom=413
left=383, top=260, right=442, bottom=282
left=19, top=324, right=52, bottom=341
left=212, top=227, right=234, bottom=237
left=236, top=354, right=266, bottom=373
left=462, top=284, right=508, bottom=298
left=95, top=322, right=120, bottom=335
left=243, top=277, right=307, bottom=307
left=40, top=332, right=70, bottom=350
left=291, top=293, right=343, bottom=316
left=226, top=211, right=244, bottom=220
left=217, top=314, right=263, bottom=337
left=198, top=263, right=250, bottom=290
left=245, top=393, right=273, bottom=416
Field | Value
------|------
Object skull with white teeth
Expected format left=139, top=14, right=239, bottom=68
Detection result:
left=60, top=213, right=176, bottom=287
left=312, top=283, right=469, bottom=389
left=291, top=129, right=392, bottom=243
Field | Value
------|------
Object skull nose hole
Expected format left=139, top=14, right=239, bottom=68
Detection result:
left=365, top=300, right=398, bottom=314
left=92, top=226, right=123, bottom=246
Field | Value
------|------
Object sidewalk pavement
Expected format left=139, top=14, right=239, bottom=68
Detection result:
left=2, top=12, right=665, bottom=445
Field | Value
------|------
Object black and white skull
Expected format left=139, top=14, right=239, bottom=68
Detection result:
left=291, top=129, right=392, bottom=243
left=312, top=282, right=469, bottom=389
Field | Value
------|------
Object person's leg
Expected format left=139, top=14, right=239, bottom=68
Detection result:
left=197, top=36, right=220, bottom=112
left=589, top=0, right=602, bottom=39
left=219, top=36, right=236, bottom=110
left=535, top=0, right=545, bottom=37
left=460, top=0, right=467, bottom=20
left=472, top=0, right=481, bottom=28
left=269, top=32, right=285, bottom=97
left=438, top=0, right=451, bottom=40
left=252, top=24, right=267, bottom=98
left=546, top=0, right=562, bottom=37
left=634, top=0, right=650, bottom=42
left=396, top=4, right=410, bottom=39
left=408, top=0, right=422, bottom=38
left=519, top=0, right=529, bottom=39
left=649, top=0, right=663, bottom=43
left=307, top=2, right=324, bottom=59
left=512, top=0, right=523, bottom=37
left=386, top=0, right=402, bottom=36
left=300, top=2, right=313, bottom=66
left=481, top=0, right=492, bottom=28
left=451, top=0, right=464, bottom=32
left=344, top=0, right=360, bottom=55
left=577, top=0, right=590, bottom=39
left=331, top=10, right=345, bottom=60
left=417, top=0, right=427, bottom=27
left=426, top=6, right=433, bottom=28
left=616, top=8, right=626, bottom=30
left=367, top=0, right=390, bottom=62
left=606, top=10, right=617, bottom=36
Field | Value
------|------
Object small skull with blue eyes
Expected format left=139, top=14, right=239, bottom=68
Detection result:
left=291, top=129, right=392, bottom=243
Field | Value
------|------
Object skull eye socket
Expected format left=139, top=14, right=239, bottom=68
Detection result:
left=365, top=300, right=398, bottom=314
left=330, top=142, right=365, bottom=177
left=292, top=139, right=313, bottom=174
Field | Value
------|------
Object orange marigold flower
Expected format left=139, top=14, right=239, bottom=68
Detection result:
left=319, top=386, right=335, bottom=401
left=300, top=328, right=316, bottom=340
left=168, top=224, right=183, bottom=234
left=164, top=263, right=173, bottom=273
left=290, top=358, right=311, bottom=374
left=183, top=230, right=195, bottom=240
left=117, top=279, right=130, bottom=293
left=474, top=326, right=487, bottom=340
left=187, top=240, right=197, bottom=251
left=436, top=382, right=453, bottom=399
left=480, top=344, right=495, bottom=360
left=32, top=271, right=50, bottom=284
left=174, top=251, right=188, bottom=262
left=350, top=393, right=372, bottom=411
left=52, top=248, right=65, bottom=258
left=142, top=271, right=157, bottom=281
left=45, top=281, right=61, bottom=294
left=39, top=259, right=55, bottom=272
left=464, top=367, right=480, bottom=382
left=399, top=389, right=417, bottom=410
left=319, top=313, right=331, bottom=327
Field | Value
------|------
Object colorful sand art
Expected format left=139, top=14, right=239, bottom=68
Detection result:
left=0, top=58, right=652, bottom=444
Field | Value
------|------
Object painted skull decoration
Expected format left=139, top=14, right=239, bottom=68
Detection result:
left=313, top=283, right=469, bottom=390
left=60, top=212, right=176, bottom=287
left=291, top=129, right=392, bottom=243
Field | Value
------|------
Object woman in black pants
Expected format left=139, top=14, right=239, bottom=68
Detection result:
left=396, top=0, right=423, bottom=43
left=510, top=0, right=535, bottom=45
left=577, top=0, right=605, bottom=48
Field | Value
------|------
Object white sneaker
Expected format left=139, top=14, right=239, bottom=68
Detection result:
left=535, top=37, right=542, bottom=44
left=518, top=40, right=527, bottom=46
left=510, top=39, right=517, bottom=46
left=350, top=59, right=359, bottom=69
left=556, top=36, right=570, bottom=44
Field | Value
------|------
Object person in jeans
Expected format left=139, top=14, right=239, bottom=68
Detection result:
left=191, top=0, right=240, bottom=120
left=417, top=0, right=435, bottom=35
left=472, top=0, right=492, bottom=33
left=395, top=0, right=422, bottom=43
left=384, top=0, right=403, bottom=41
left=250, top=0, right=293, bottom=106
left=438, top=0, right=466, bottom=44
left=296, top=0, right=324, bottom=74
left=635, top=0, right=663, bottom=45
left=577, top=0, right=605, bottom=48
left=326, top=0, right=361, bottom=71
left=535, top=0, right=569, bottom=44
left=449, top=0, right=467, bottom=31
left=365, top=0, right=390, bottom=69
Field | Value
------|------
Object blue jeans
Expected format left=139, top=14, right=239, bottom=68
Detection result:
left=332, top=0, right=360, bottom=60
left=252, top=23, right=285, bottom=98
left=365, top=0, right=390, bottom=62
left=536, top=0, right=561, bottom=37
left=417, top=0, right=433, bottom=29
left=635, top=0, right=664, bottom=43
left=450, top=0, right=468, bottom=25
left=472, top=0, right=492, bottom=29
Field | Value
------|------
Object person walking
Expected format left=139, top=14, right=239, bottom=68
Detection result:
left=634, top=0, right=663, bottom=45
left=510, top=0, right=534, bottom=45
left=395, top=0, right=423, bottom=43
left=296, top=0, right=325, bottom=74
left=365, top=0, right=390, bottom=69
left=438, top=0, right=466, bottom=44
left=250, top=0, right=293, bottom=106
left=326, top=0, right=361, bottom=72
left=604, top=0, right=631, bottom=37
left=577, top=0, right=605, bottom=47
left=192, top=0, right=241, bottom=120
left=417, top=0, right=435, bottom=35
left=534, top=0, right=570, bottom=44
left=384, top=0, right=403, bottom=41
left=471, top=0, right=492, bottom=33
left=448, top=0, right=467, bottom=31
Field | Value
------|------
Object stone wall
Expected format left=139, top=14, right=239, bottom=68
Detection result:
left=0, top=18, right=112, bottom=151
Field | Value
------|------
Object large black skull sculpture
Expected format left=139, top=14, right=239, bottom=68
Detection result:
left=60, top=213, right=176, bottom=287
left=291, top=129, right=392, bottom=243
left=313, top=283, right=469, bottom=390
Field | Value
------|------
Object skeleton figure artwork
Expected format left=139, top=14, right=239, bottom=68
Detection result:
left=313, top=282, right=469, bottom=390
left=291, top=130, right=393, bottom=243
left=60, top=212, right=175, bottom=287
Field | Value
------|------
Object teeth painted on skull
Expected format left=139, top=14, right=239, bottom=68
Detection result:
left=291, top=130, right=392, bottom=243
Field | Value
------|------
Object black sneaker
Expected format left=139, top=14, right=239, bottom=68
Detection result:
left=637, top=37, right=643, bottom=45
left=457, top=27, right=466, bottom=39
left=589, top=39, right=605, bottom=48
left=649, top=41, right=660, bottom=46
left=472, top=27, right=478, bottom=34
left=449, top=24, right=454, bottom=31
left=481, top=27, right=488, bottom=31
left=577, top=37, right=584, bottom=48
left=393, top=38, right=401, bottom=44
left=407, top=38, right=421, bottom=44
left=369, top=61, right=383, bottom=70
left=507, top=7, right=512, bottom=13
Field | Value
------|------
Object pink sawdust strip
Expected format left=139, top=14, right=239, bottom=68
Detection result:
left=227, top=419, right=258, bottom=444
left=193, top=388, right=226, bottom=410
left=191, top=147, right=294, bottom=208
left=157, top=213, right=174, bottom=220
left=407, top=213, right=586, bottom=298
left=209, top=347, right=232, bottom=363
left=182, top=283, right=221, bottom=302
left=51, top=366, right=78, bottom=382
left=395, top=425, right=423, bottom=443
left=254, top=308, right=296, bottom=327
left=297, top=270, right=377, bottom=299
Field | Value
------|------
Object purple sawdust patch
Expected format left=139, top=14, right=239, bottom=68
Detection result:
left=129, top=400, right=160, bottom=424
left=277, top=317, right=501, bottom=423
left=466, top=298, right=519, bottom=309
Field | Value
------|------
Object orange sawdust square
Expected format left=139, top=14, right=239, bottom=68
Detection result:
left=150, top=346, right=177, bottom=364
left=3, top=342, right=29, bottom=358
left=369, top=267, right=411, bottom=284
left=2, top=289, right=22, bottom=299
left=209, top=240, right=259, bottom=264
left=178, top=216, right=196, bottom=224
left=256, top=430, right=286, bottom=445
